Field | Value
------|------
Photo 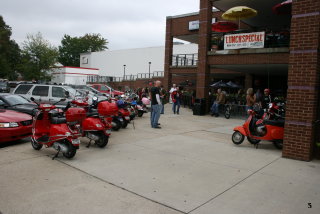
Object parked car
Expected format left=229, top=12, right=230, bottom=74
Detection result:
left=0, top=109, right=32, bottom=143
left=0, top=93, right=37, bottom=115
left=12, top=84, right=80, bottom=106
left=90, top=84, right=124, bottom=96
left=69, top=85, right=110, bottom=100
left=0, top=81, right=10, bottom=93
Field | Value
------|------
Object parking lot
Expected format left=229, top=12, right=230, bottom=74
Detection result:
left=0, top=105, right=319, bottom=214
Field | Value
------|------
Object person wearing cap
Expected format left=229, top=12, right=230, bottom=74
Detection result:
left=261, top=88, right=272, bottom=110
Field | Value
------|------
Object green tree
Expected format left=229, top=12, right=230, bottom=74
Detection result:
left=21, top=32, right=58, bottom=81
left=0, top=16, right=21, bottom=80
left=58, top=33, right=108, bottom=66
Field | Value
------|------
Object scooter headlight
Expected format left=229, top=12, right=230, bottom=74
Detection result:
left=71, top=138, right=80, bottom=145
left=96, top=124, right=102, bottom=128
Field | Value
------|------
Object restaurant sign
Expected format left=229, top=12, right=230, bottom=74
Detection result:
left=224, top=32, right=265, bottom=49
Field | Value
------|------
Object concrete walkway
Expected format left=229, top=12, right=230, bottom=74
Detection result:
left=0, top=105, right=319, bottom=214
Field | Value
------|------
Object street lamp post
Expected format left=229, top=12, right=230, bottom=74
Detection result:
left=148, top=62, right=151, bottom=79
left=123, top=64, right=126, bottom=80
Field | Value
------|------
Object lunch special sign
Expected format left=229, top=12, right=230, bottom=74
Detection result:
left=224, top=32, right=265, bottom=49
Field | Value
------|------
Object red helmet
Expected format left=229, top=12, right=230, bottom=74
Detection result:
left=264, top=88, right=270, bottom=93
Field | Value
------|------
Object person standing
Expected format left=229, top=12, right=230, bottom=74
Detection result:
left=211, top=88, right=226, bottom=117
left=171, top=86, right=182, bottom=114
left=261, top=88, right=272, bottom=109
left=160, top=86, right=167, bottom=114
left=169, top=84, right=177, bottom=104
left=246, top=88, right=256, bottom=113
left=150, top=80, right=162, bottom=129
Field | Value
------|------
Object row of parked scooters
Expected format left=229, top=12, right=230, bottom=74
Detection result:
left=30, top=93, right=148, bottom=159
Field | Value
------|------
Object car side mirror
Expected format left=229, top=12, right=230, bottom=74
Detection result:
left=65, top=91, right=70, bottom=98
left=60, top=98, right=66, bottom=102
left=30, top=97, right=35, bottom=101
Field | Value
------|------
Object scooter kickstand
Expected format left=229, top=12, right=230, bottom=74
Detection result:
left=52, top=147, right=61, bottom=160
left=255, top=143, right=259, bottom=149
left=86, top=139, right=92, bottom=148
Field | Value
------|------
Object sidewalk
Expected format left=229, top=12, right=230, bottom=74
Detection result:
left=0, top=104, right=319, bottom=214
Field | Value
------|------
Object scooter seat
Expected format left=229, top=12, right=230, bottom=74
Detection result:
left=264, top=119, right=285, bottom=127
left=51, top=117, right=67, bottom=124
left=86, top=112, right=99, bottom=117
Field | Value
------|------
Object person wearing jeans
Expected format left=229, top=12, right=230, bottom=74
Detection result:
left=211, top=88, right=226, bottom=117
left=150, top=80, right=162, bottom=128
left=171, top=87, right=182, bottom=114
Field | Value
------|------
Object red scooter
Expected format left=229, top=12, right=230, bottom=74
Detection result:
left=232, top=107, right=284, bottom=149
left=30, top=97, right=84, bottom=159
left=69, top=98, right=113, bottom=148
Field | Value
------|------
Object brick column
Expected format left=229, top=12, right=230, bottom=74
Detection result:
left=164, top=17, right=173, bottom=91
left=196, top=0, right=212, bottom=101
left=283, top=0, right=320, bottom=161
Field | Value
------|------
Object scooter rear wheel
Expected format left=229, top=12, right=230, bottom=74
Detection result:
left=247, top=137, right=261, bottom=145
left=112, top=119, right=121, bottom=131
left=31, top=137, right=43, bottom=150
left=273, top=140, right=283, bottom=150
left=232, top=131, right=245, bottom=145
left=62, top=141, right=77, bottom=159
left=95, top=131, right=109, bottom=148
left=122, top=120, right=128, bottom=128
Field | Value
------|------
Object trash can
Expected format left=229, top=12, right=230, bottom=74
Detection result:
left=193, top=98, right=206, bottom=115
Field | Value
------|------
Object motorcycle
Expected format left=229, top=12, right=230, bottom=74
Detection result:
left=30, top=97, right=83, bottom=159
left=232, top=105, right=284, bottom=149
left=68, top=97, right=112, bottom=148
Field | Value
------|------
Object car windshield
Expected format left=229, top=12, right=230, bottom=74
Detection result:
left=4, top=95, right=29, bottom=105
left=63, top=86, right=82, bottom=97
left=0, top=82, right=7, bottom=87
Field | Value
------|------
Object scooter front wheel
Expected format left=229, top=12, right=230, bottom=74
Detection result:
left=62, top=141, right=77, bottom=159
left=95, top=131, right=109, bottom=148
left=247, top=137, right=261, bottom=145
left=232, top=131, right=245, bottom=145
left=138, top=111, right=144, bottom=117
left=31, top=137, right=43, bottom=150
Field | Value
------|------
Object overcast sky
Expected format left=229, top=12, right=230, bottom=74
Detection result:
left=1, top=0, right=199, bottom=50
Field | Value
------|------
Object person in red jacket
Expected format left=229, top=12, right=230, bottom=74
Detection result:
left=171, top=87, right=182, bottom=114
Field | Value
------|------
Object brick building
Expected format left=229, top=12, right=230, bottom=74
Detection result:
left=164, top=0, right=320, bottom=161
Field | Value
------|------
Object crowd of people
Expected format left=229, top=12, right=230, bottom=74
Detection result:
left=209, top=87, right=274, bottom=117
left=130, top=82, right=279, bottom=128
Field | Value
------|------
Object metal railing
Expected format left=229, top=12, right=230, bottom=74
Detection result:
left=172, top=54, right=198, bottom=67
left=87, top=71, right=164, bottom=83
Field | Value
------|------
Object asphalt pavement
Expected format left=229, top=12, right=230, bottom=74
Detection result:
left=0, top=104, right=319, bottom=214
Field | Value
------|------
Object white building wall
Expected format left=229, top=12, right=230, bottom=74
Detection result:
left=51, top=67, right=99, bottom=85
left=80, top=44, right=198, bottom=77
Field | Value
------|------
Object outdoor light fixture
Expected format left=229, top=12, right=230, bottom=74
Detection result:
left=123, top=64, right=126, bottom=80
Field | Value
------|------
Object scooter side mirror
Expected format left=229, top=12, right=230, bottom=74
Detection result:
left=60, top=98, right=66, bottom=102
